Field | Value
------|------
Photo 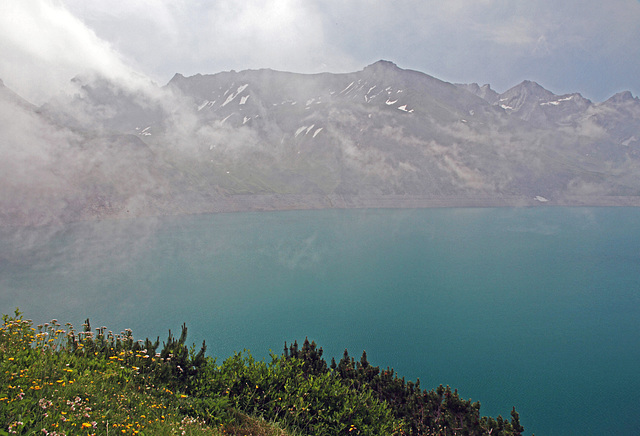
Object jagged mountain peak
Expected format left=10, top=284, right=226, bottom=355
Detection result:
left=494, top=80, right=563, bottom=124
left=5, top=61, right=640, bottom=226
left=502, top=80, right=555, bottom=101
left=361, top=60, right=412, bottom=82
left=456, top=82, right=500, bottom=104
left=363, top=60, right=400, bottom=71
left=469, top=83, right=494, bottom=93
left=38, top=73, right=168, bottom=132
left=170, top=72, right=187, bottom=82
left=605, top=91, right=638, bottom=105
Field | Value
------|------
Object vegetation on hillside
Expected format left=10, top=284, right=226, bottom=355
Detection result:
left=1, top=309, right=526, bottom=435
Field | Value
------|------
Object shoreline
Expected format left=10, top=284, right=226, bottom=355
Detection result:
left=3, top=194, right=640, bottom=227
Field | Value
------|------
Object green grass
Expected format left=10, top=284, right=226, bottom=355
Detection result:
left=1, top=309, right=526, bottom=436
left=0, top=310, right=289, bottom=436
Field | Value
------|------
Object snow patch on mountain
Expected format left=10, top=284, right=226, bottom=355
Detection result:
left=295, top=126, right=307, bottom=137
left=540, top=95, right=574, bottom=106
left=198, top=100, right=215, bottom=111
left=340, top=81, right=355, bottom=94
left=222, top=84, right=249, bottom=107
left=295, top=124, right=323, bottom=138
left=135, top=126, right=152, bottom=136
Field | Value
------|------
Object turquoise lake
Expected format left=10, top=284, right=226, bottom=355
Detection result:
left=1, top=207, right=639, bottom=435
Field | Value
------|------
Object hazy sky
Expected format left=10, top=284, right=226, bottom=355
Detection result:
left=2, top=0, right=639, bottom=104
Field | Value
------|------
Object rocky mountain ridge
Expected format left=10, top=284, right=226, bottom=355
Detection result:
left=2, top=61, right=640, bottom=225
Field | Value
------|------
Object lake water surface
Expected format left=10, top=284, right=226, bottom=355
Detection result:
left=2, top=207, right=639, bottom=435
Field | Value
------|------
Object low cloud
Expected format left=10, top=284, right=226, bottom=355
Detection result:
left=3, top=0, right=640, bottom=104
left=0, top=0, right=149, bottom=104
left=0, top=92, right=79, bottom=224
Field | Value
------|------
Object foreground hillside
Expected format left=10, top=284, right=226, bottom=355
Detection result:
left=2, top=61, right=640, bottom=226
left=1, top=310, right=526, bottom=435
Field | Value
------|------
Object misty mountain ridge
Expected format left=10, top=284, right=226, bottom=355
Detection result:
left=2, top=60, right=640, bottom=226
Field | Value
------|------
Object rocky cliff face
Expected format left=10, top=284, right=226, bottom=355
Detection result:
left=2, top=61, right=640, bottom=225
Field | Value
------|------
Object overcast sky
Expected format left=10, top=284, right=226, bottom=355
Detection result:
left=2, top=0, right=639, bottom=104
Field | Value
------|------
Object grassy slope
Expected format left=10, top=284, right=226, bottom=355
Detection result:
left=1, top=310, right=525, bottom=436
left=0, top=310, right=289, bottom=436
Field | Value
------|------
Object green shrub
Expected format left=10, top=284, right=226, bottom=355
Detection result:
left=1, top=310, right=527, bottom=436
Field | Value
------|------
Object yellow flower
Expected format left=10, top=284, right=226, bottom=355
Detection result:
left=82, top=422, right=93, bottom=428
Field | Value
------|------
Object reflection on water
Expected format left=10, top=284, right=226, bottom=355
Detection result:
left=2, top=207, right=639, bottom=436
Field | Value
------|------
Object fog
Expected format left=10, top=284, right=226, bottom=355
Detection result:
left=2, top=6, right=640, bottom=436
left=1, top=1, right=640, bottom=257
left=3, top=1, right=640, bottom=105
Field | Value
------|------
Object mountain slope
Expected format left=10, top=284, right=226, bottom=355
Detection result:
left=2, top=62, right=640, bottom=225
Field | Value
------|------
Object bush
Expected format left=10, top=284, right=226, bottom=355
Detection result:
left=1, top=310, right=526, bottom=436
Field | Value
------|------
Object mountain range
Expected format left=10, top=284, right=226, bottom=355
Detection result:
left=2, top=60, right=640, bottom=225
